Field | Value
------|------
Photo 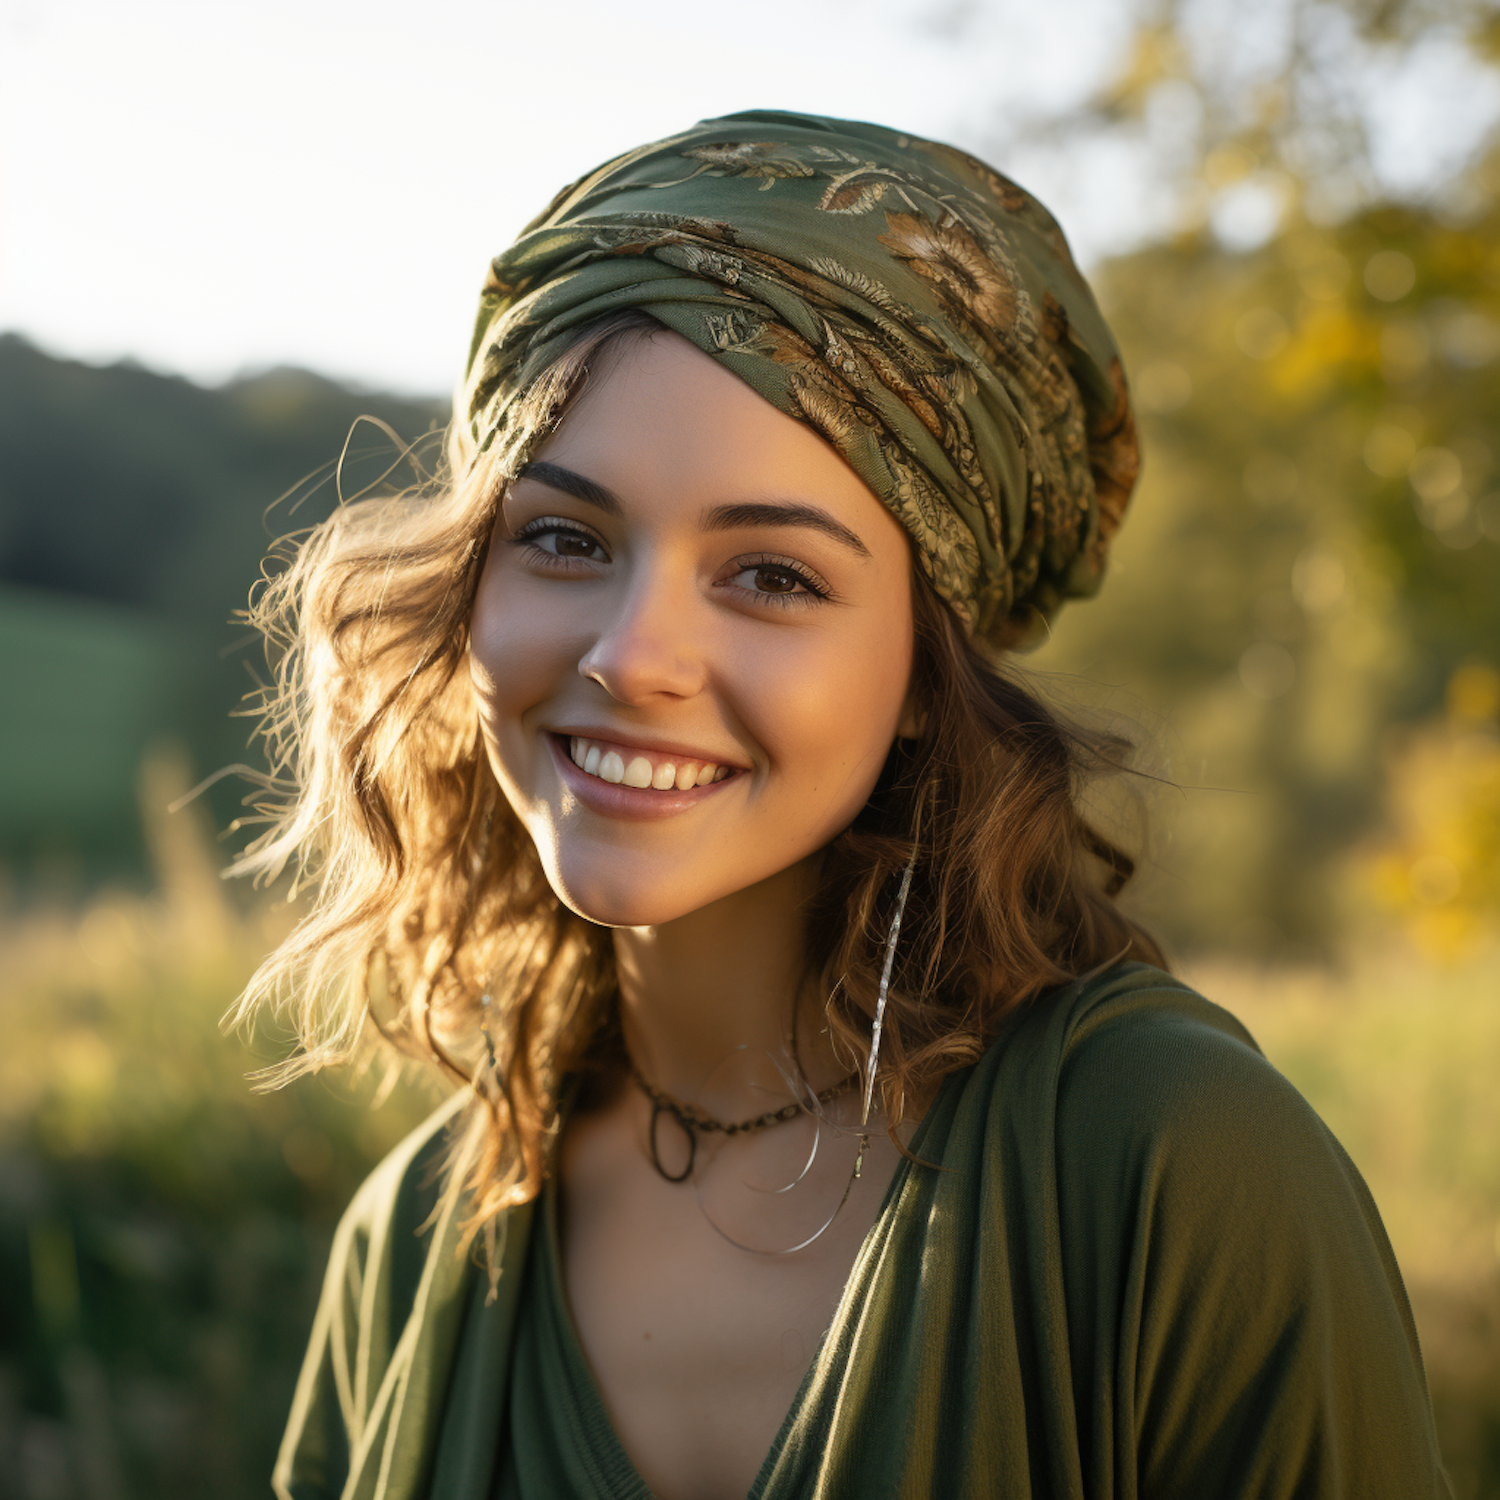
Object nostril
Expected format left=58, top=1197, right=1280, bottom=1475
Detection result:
left=577, top=619, right=707, bottom=704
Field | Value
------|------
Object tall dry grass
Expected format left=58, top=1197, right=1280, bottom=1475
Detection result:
left=0, top=754, right=442, bottom=1498
left=0, top=764, right=1494, bottom=1494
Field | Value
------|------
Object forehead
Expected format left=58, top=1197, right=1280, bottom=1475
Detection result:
left=529, top=330, right=902, bottom=543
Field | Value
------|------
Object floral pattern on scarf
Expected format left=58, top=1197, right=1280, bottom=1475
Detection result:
left=452, top=110, right=1139, bottom=646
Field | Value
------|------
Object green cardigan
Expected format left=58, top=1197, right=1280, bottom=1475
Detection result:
left=274, top=964, right=1452, bottom=1499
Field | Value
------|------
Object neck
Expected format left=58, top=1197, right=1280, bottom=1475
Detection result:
left=612, top=856, right=843, bottom=1108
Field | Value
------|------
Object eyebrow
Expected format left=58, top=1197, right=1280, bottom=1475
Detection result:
left=516, top=461, right=871, bottom=558
left=516, top=460, right=621, bottom=514
left=702, top=502, right=870, bottom=558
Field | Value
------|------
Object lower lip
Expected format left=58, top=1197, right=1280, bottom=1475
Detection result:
left=545, top=734, right=741, bottom=823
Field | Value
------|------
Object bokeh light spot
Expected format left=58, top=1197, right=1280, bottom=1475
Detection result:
left=1446, top=663, right=1500, bottom=724
left=1291, top=547, right=1346, bottom=612
left=1365, top=249, right=1417, bottom=301
left=1239, top=640, right=1297, bottom=699
left=1235, top=306, right=1290, bottom=359
left=1409, top=446, right=1464, bottom=501
left=1134, top=359, right=1193, bottom=413
left=1364, top=423, right=1418, bottom=478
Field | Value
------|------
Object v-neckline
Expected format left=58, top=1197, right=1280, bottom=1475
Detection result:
left=538, top=1095, right=943, bottom=1500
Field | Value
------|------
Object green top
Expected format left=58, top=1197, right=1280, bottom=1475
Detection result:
left=492, top=1174, right=653, bottom=1499
left=274, top=964, right=1453, bottom=1500
left=492, top=1174, right=789, bottom=1499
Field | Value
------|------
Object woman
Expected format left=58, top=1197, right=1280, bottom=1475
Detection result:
left=242, top=111, right=1450, bottom=1499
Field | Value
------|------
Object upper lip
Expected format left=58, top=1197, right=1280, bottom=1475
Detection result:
left=548, top=725, right=750, bottom=770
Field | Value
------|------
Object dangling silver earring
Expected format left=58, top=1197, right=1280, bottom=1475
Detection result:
left=854, top=845, right=917, bottom=1177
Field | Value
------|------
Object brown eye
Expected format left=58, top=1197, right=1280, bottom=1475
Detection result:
left=722, top=555, right=828, bottom=606
left=753, top=565, right=800, bottom=594
left=515, top=521, right=607, bottom=563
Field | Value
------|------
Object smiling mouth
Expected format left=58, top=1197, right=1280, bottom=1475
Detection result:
left=563, top=735, right=736, bottom=792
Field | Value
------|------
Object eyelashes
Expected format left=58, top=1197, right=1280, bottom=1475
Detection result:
left=724, top=554, right=831, bottom=606
left=507, top=517, right=834, bottom=607
left=510, top=517, right=606, bottom=568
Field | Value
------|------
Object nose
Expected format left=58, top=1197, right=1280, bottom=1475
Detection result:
left=578, top=566, right=707, bottom=705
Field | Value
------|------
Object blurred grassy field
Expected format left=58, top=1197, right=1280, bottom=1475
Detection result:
left=1182, top=953, right=1500, bottom=1499
left=0, top=779, right=445, bottom=1499
left=0, top=781, right=1495, bottom=1496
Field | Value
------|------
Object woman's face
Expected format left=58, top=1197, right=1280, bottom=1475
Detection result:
left=468, top=330, right=916, bottom=927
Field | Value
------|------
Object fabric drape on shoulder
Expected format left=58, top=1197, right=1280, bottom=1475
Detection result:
left=272, top=1093, right=535, bottom=1500
left=275, top=965, right=1452, bottom=1500
left=759, top=963, right=1450, bottom=1498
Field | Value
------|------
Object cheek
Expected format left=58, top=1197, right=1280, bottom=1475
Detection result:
left=468, top=567, right=573, bottom=749
left=744, top=610, right=913, bottom=814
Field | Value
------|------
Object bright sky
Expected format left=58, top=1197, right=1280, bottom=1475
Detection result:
left=2, top=0, right=1493, bottom=396
left=0, top=0, right=1151, bottom=394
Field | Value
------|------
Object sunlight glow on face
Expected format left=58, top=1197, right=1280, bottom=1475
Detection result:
left=467, top=332, right=916, bottom=928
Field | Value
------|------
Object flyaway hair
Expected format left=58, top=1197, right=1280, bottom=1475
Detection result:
left=232, top=116, right=1161, bottom=1225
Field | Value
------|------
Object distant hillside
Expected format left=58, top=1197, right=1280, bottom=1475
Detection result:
left=0, top=333, right=446, bottom=621
left=0, top=335, right=447, bottom=879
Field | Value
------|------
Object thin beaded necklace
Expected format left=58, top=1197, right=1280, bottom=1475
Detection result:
left=625, top=1049, right=857, bottom=1183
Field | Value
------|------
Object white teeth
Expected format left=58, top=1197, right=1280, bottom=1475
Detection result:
left=564, top=736, right=735, bottom=791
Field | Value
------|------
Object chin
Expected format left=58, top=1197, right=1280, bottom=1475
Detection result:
left=540, top=851, right=712, bottom=929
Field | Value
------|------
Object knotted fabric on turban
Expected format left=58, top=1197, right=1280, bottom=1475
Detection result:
left=453, top=109, right=1140, bottom=646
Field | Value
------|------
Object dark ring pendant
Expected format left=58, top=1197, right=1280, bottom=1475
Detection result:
left=648, top=1101, right=697, bottom=1182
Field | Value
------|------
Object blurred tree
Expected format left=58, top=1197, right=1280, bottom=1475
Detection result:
left=0, top=335, right=444, bottom=624
left=0, top=336, right=445, bottom=879
left=1026, top=0, right=1500, bottom=954
left=1356, top=663, right=1500, bottom=956
left=1049, top=0, right=1500, bottom=219
left=0, top=334, right=441, bottom=621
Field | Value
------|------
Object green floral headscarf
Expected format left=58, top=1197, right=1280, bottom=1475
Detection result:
left=453, top=109, right=1139, bottom=646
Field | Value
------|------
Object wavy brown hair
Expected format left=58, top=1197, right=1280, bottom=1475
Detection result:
left=230, top=309, right=1164, bottom=1226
